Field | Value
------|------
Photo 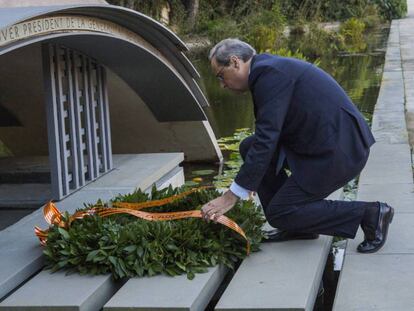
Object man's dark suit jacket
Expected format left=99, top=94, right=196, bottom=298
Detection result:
left=234, top=53, right=375, bottom=195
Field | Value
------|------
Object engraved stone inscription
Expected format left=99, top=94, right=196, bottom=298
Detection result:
left=0, top=15, right=147, bottom=47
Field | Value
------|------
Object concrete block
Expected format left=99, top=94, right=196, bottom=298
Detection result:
left=88, top=153, right=184, bottom=190
left=155, top=166, right=185, bottom=190
left=374, top=96, right=404, bottom=112
left=376, top=86, right=404, bottom=102
left=215, top=237, right=332, bottom=311
left=371, top=111, right=408, bottom=143
left=402, top=57, right=414, bottom=65
left=0, top=183, right=51, bottom=208
left=0, top=209, right=33, bottom=230
left=385, top=47, right=401, bottom=60
left=373, top=129, right=408, bottom=144
left=359, top=143, right=413, bottom=185
left=0, top=271, right=125, bottom=311
left=215, top=190, right=341, bottom=311
left=383, top=60, right=402, bottom=72
left=356, top=183, right=414, bottom=213
left=333, top=255, right=414, bottom=311
left=104, top=265, right=228, bottom=311
left=406, top=100, right=414, bottom=112
left=346, top=213, right=414, bottom=255
left=405, top=87, right=414, bottom=103
left=381, top=70, right=403, bottom=81
left=0, top=156, right=49, bottom=175
left=0, top=231, right=43, bottom=300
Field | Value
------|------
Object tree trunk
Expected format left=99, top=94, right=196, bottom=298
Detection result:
left=187, top=0, right=199, bottom=29
left=126, top=0, right=135, bottom=9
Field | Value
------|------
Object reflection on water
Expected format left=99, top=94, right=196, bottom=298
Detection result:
left=191, top=25, right=389, bottom=139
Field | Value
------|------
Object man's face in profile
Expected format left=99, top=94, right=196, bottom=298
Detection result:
left=210, top=56, right=249, bottom=94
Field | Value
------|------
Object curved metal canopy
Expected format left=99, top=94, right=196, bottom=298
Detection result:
left=0, top=4, right=209, bottom=122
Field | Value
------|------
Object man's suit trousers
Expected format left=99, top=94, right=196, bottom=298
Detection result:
left=239, top=135, right=372, bottom=239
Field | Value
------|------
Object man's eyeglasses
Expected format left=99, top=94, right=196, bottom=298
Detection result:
left=215, top=66, right=226, bottom=82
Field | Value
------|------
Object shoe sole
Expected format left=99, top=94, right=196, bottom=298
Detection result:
left=359, top=206, right=394, bottom=254
left=262, top=234, right=319, bottom=243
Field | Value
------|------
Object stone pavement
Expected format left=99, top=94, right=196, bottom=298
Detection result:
left=0, top=153, right=185, bottom=306
left=334, top=1, right=414, bottom=309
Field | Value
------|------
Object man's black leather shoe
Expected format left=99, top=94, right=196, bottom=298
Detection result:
left=262, top=228, right=319, bottom=243
left=357, top=202, right=394, bottom=254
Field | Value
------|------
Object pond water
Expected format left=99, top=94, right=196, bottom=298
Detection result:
left=184, top=25, right=389, bottom=183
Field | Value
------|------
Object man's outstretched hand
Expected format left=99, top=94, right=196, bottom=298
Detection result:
left=201, top=190, right=239, bottom=222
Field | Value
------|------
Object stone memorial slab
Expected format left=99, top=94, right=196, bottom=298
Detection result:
left=104, top=266, right=228, bottom=311
left=88, top=153, right=184, bottom=190
left=215, top=237, right=332, bottom=311
left=0, top=271, right=125, bottom=311
left=215, top=190, right=341, bottom=311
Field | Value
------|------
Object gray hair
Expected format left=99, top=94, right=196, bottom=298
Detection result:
left=209, top=38, right=256, bottom=65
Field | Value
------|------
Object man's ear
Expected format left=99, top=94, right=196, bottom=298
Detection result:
left=230, top=55, right=240, bottom=68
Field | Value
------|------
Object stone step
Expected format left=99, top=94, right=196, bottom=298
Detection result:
left=333, top=14, right=414, bottom=310
left=0, top=183, right=51, bottom=208
left=346, top=213, right=414, bottom=255
left=0, top=208, right=35, bottom=231
left=0, top=153, right=184, bottom=301
left=358, top=143, right=412, bottom=185
left=103, top=265, right=228, bottom=311
left=0, top=271, right=126, bottom=311
left=215, top=190, right=341, bottom=311
left=356, top=183, right=414, bottom=213
left=333, top=254, right=414, bottom=310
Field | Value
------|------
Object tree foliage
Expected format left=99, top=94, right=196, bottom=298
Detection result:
left=108, top=0, right=406, bottom=32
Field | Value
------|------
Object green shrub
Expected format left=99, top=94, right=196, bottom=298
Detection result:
left=373, top=0, right=407, bottom=19
left=361, top=4, right=383, bottom=28
left=339, top=18, right=367, bottom=52
left=241, top=5, right=286, bottom=53
left=201, top=18, right=241, bottom=43
left=277, top=0, right=404, bottom=21
left=288, top=23, right=344, bottom=58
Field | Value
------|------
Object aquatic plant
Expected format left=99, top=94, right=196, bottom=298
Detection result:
left=339, top=18, right=367, bottom=53
left=288, top=23, right=345, bottom=58
left=0, top=139, right=12, bottom=157
left=213, top=128, right=252, bottom=189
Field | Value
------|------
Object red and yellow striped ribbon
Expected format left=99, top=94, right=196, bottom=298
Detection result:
left=34, top=187, right=250, bottom=254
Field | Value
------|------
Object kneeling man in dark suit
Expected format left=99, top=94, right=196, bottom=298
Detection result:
left=201, top=38, right=394, bottom=253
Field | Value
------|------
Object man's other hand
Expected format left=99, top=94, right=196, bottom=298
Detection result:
left=201, top=190, right=238, bottom=222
